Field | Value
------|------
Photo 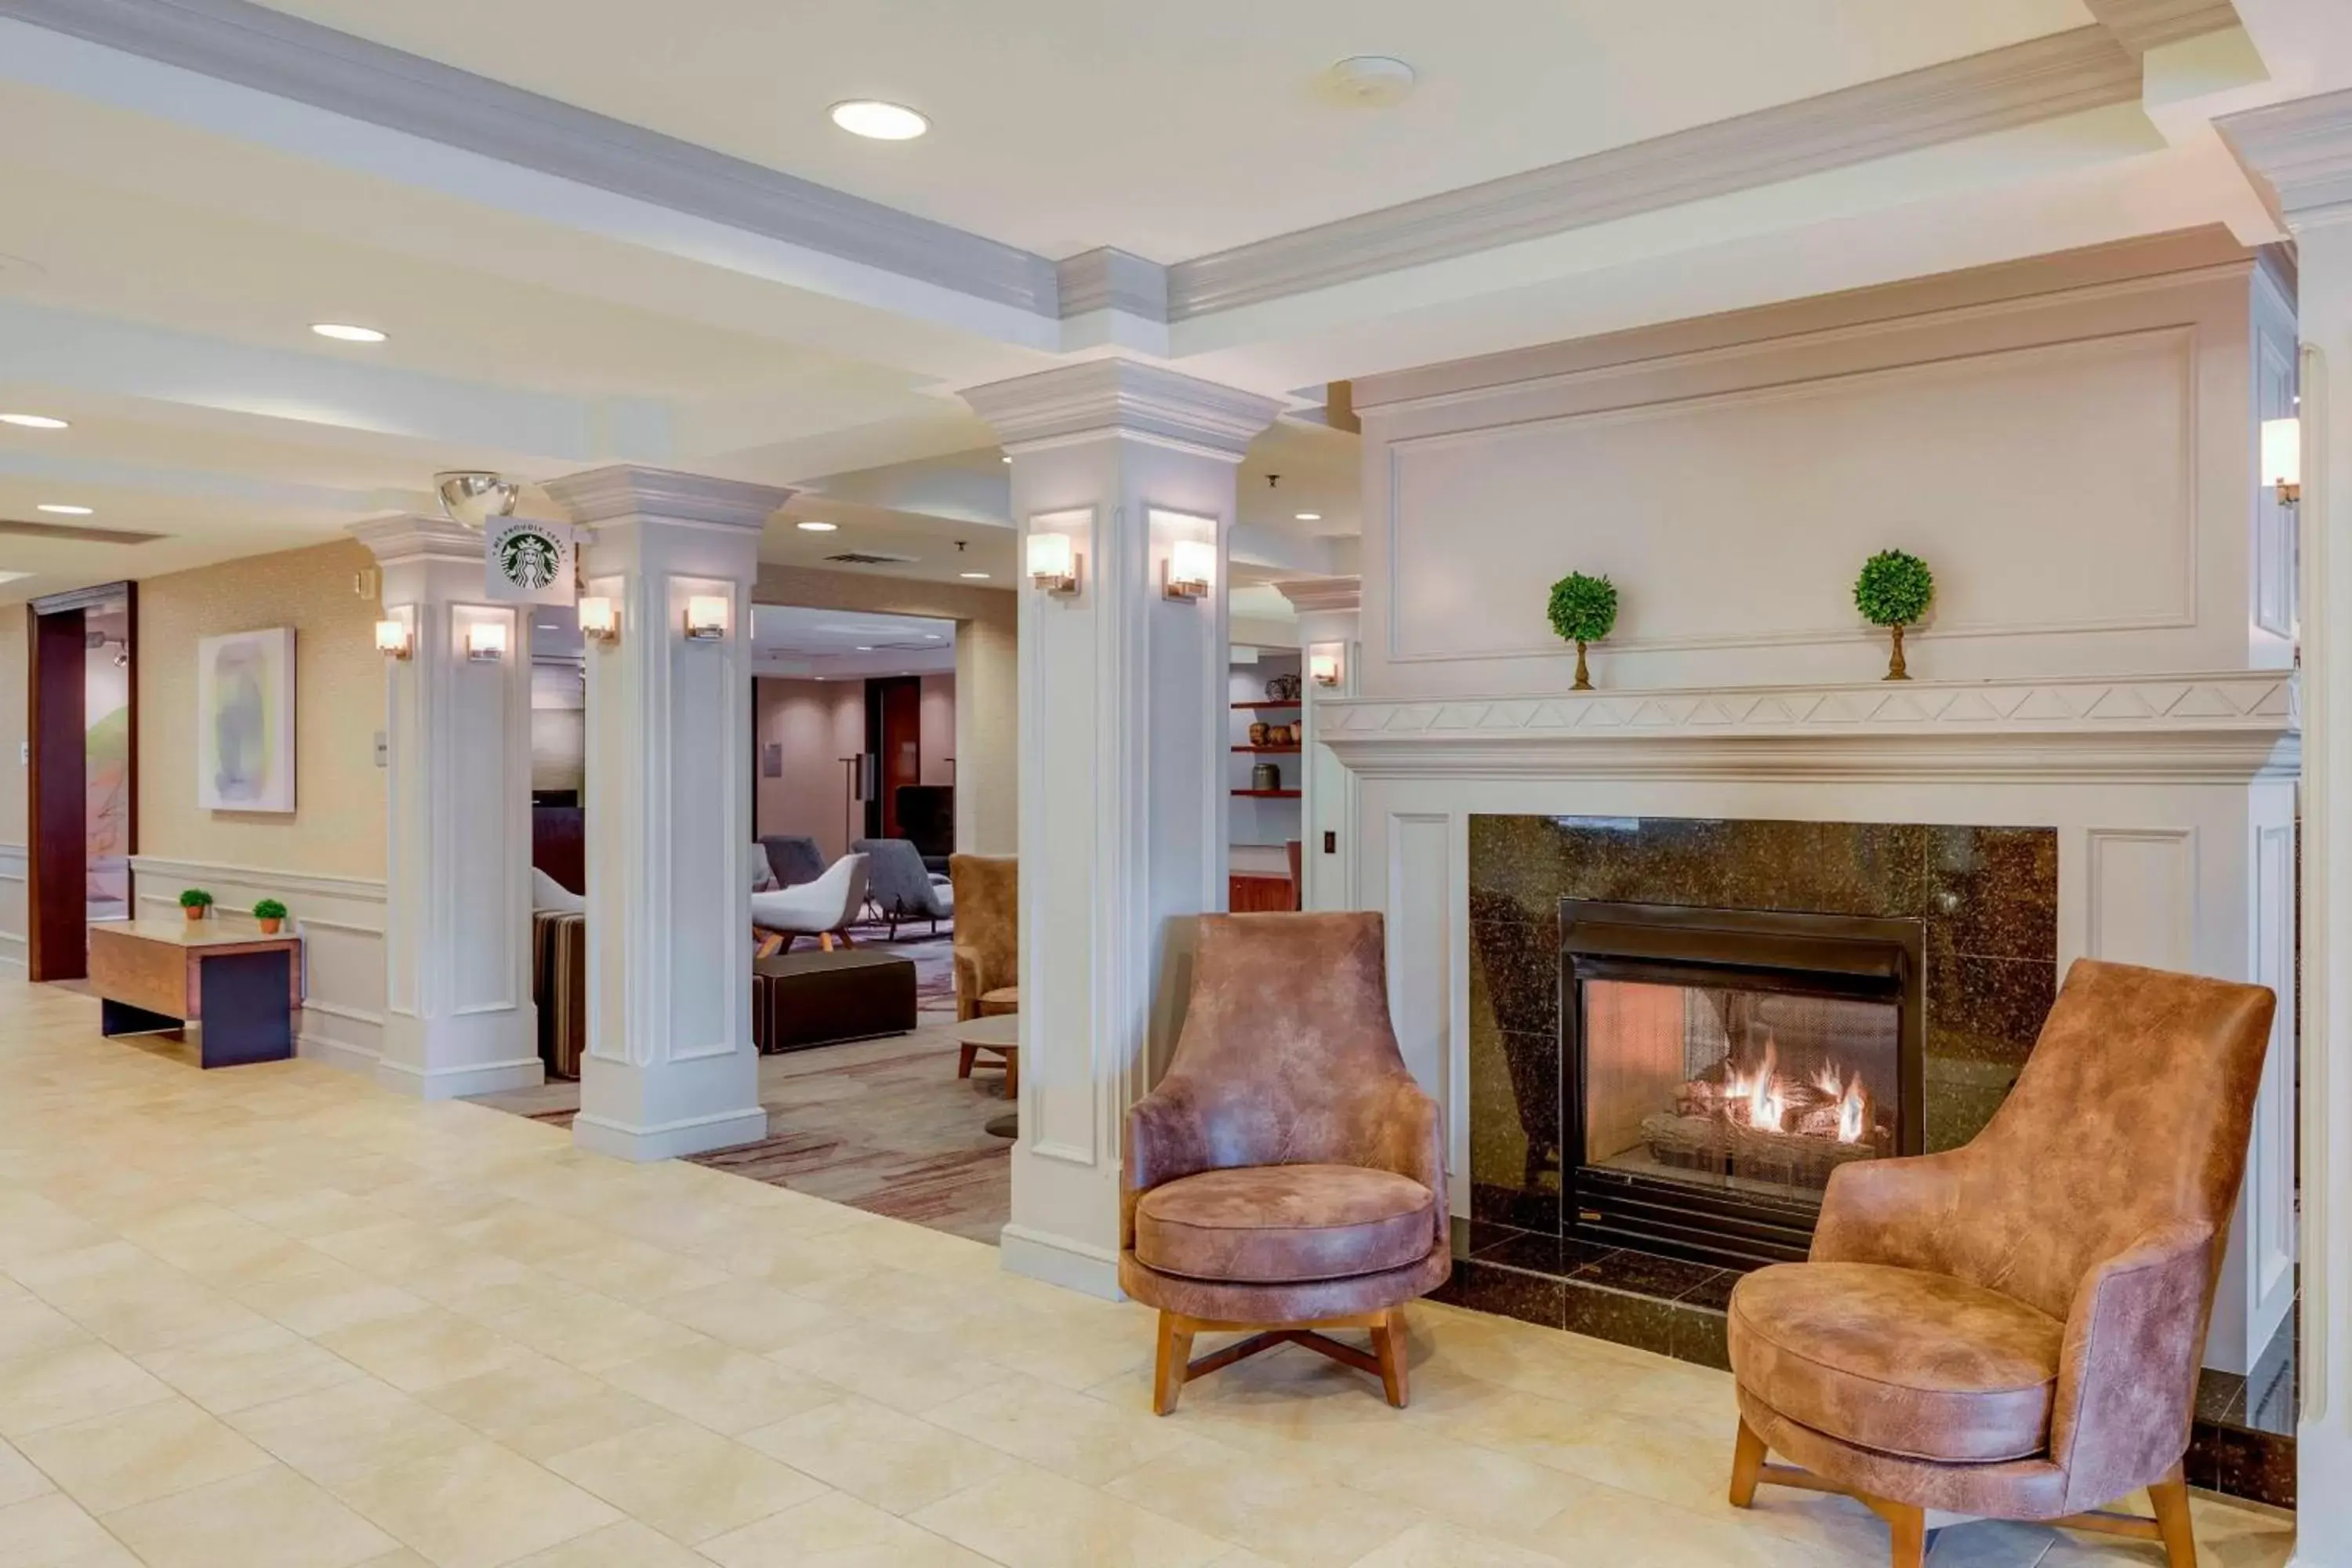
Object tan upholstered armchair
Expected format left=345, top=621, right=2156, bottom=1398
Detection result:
left=1120, top=912, right=1449, bottom=1414
left=1727, top=959, right=2274, bottom=1568
left=948, top=854, right=1018, bottom=1022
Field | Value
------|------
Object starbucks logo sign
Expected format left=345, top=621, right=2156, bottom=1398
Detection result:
left=485, top=519, right=574, bottom=605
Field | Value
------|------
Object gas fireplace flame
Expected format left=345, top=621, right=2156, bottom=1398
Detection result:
left=1836, top=1075, right=1867, bottom=1144
left=1745, top=1038, right=1782, bottom=1131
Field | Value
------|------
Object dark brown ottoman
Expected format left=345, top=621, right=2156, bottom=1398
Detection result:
left=752, top=949, right=917, bottom=1053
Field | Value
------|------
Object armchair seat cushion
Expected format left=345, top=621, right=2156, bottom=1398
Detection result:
left=1730, top=1261, right=2063, bottom=1465
left=1134, top=1164, right=1436, bottom=1285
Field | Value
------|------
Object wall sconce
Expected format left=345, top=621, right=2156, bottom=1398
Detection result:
left=374, top=618, right=412, bottom=660
left=465, top=621, right=508, bottom=662
left=1027, top=531, right=1081, bottom=596
left=2261, top=416, right=2301, bottom=505
left=1310, top=649, right=1342, bottom=688
left=1163, top=538, right=1214, bottom=602
left=684, top=595, right=730, bottom=641
left=579, top=595, right=619, bottom=645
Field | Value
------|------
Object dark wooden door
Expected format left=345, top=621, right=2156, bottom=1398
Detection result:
left=27, top=605, right=87, bottom=980
left=866, top=677, right=922, bottom=840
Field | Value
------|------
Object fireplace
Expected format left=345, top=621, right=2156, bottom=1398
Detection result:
left=1561, top=900, right=1925, bottom=1268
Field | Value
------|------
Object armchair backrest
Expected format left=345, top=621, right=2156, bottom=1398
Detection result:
left=949, top=854, right=1018, bottom=992
left=1146, top=912, right=1418, bottom=1173
left=760, top=834, right=825, bottom=887
left=1893, top=958, right=2272, bottom=1321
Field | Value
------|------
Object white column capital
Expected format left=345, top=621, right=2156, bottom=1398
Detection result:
left=1272, top=575, right=1362, bottom=616
left=348, top=513, right=485, bottom=568
left=545, top=466, right=796, bottom=530
left=2220, top=86, right=2352, bottom=230
left=961, top=359, right=1286, bottom=462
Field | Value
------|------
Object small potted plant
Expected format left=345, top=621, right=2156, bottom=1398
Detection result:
left=1853, top=549, right=1935, bottom=681
left=178, top=888, right=214, bottom=924
left=1546, top=572, right=1620, bottom=691
left=252, top=898, right=289, bottom=935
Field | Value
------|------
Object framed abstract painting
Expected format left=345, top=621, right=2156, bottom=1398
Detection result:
left=196, top=626, right=296, bottom=813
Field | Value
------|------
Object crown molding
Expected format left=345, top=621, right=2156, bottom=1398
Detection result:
left=1, top=0, right=1061, bottom=316
left=1318, top=670, right=2299, bottom=784
left=961, top=360, right=1284, bottom=462
left=1165, top=27, right=2142, bottom=321
left=2083, top=0, right=2241, bottom=56
left=1273, top=575, right=1362, bottom=615
left=1056, top=249, right=1169, bottom=322
left=348, top=512, right=483, bottom=566
left=2220, top=87, right=2352, bottom=226
left=543, top=466, right=793, bottom=530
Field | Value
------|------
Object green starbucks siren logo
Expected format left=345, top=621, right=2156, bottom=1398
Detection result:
left=498, top=525, right=564, bottom=592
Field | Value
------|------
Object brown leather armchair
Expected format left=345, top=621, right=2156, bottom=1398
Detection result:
left=949, top=854, right=1018, bottom=1023
left=1120, top=912, right=1450, bottom=1414
left=1727, top=959, right=2274, bottom=1568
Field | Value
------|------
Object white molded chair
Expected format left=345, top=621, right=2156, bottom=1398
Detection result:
left=750, top=853, right=868, bottom=953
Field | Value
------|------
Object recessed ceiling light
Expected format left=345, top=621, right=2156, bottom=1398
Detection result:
left=795, top=520, right=839, bottom=532
left=830, top=100, right=929, bottom=140
left=959, top=571, right=990, bottom=579
left=1295, top=512, right=1322, bottom=522
left=37, top=503, right=93, bottom=515
left=310, top=322, right=387, bottom=343
left=924, top=633, right=943, bottom=639
left=855, top=645, right=874, bottom=652
left=0, top=413, right=68, bottom=430
left=1000, top=456, right=1011, bottom=464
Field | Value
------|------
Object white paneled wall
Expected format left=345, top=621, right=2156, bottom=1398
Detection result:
left=0, top=844, right=24, bottom=981
left=129, top=856, right=385, bottom=1072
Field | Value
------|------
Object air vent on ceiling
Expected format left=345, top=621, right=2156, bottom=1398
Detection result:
left=825, top=550, right=918, bottom=566
left=0, top=518, right=165, bottom=544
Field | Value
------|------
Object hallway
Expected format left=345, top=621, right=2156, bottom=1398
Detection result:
left=0, top=981, right=2297, bottom=1568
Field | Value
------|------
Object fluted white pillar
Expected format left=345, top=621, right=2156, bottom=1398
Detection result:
left=545, top=466, right=790, bottom=1161
left=351, top=514, right=542, bottom=1099
left=964, top=361, right=1283, bottom=1295
left=2222, top=86, right=2352, bottom=1568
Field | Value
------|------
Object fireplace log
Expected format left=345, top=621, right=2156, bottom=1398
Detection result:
left=1639, top=1109, right=1888, bottom=1188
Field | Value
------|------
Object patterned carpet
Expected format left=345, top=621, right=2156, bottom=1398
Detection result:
left=490, top=1013, right=1012, bottom=1245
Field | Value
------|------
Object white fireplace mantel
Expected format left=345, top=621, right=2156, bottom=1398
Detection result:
left=1318, top=669, right=2299, bottom=782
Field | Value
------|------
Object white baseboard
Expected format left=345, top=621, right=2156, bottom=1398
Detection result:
left=375, top=1054, right=545, bottom=1101
left=999, top=1223, right=1124, bottom=1301
left=570, top=1105, right=769, bottom=1163
left=298, top=1033, right=379, bottom=1074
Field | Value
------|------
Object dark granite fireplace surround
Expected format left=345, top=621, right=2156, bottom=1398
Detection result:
left=1441, top=811, right=2291, bottom=1506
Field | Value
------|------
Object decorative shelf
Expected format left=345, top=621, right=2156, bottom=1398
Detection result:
left=1231, top=788, right=1302, bottom=798
left=1232, top=745, right=1301, bottom=753
left=1232, top=700, right=1301, bottom=710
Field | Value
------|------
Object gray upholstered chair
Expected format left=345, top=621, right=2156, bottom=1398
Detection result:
left=852, top=837, right=952, bottom=938
left=759, top=834, right=825, bottom=888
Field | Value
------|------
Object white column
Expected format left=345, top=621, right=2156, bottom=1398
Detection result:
left=1276, top=576, right=1362, bottom=912
left=964, top=361, right=1283, bottom=1296
left=350, top=515, right=542, bottom=1099
left=2222, top=85, right=2352, bottom=1568
left=544, top=466, right=789, bottom=1162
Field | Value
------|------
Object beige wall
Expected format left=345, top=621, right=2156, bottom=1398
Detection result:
left=754, top=677, right=863, bottom=862
left=139, top=539, right=387, bottom=881
left=918, top=673, right=954, bottom=787
left=751, top=565, right=1017, bottom=853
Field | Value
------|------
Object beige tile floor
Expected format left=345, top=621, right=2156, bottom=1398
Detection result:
left=0, top=980, right=2296, bottom=1568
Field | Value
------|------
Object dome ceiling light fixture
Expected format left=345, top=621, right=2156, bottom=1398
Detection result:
left=829, top=100, right=930, bottom=141
left=796, top=520, right=839, bottom=532
left=0, top=412, right=69, bottom=430
left=434, top=470, right=521, bottom=531
left=311, top=322, right=387, bottom=343
left=1323, top=55, right=1417, bottom=108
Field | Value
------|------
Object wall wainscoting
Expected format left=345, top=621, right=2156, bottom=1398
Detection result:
left=0, top=844, right=25, bottom=982
left=128, top=855, right=385, bottom=1073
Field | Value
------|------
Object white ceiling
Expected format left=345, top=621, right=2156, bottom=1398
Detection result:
left=245, top=0, right=2092, bottom=260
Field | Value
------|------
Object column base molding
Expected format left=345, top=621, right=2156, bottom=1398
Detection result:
left=572, top=1104, right=768, bottom=1163
left=1000, top=1223, right=1123, bottom=1300
left=375, top=1053, right=545, bottom=1101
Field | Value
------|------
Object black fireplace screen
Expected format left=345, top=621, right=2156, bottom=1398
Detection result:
left=1563, top=901, right=1925, bottom=1265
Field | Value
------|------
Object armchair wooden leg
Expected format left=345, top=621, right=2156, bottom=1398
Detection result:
left=2149, top=1473, right=2198, bottom=1568
left=1152, top=1312, right=1196, bottom=1416
left=1370, top=1307, right=1409, bottom=1407
left=1728, top=1418, right=1766, bottom=1508
left=1882, top=1501, right=1927, bottom=1568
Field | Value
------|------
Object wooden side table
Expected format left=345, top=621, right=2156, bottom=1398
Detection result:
left=87, top=920, right=303, bottom=1069
left=956, top=1013, right=1020, bottom=1139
